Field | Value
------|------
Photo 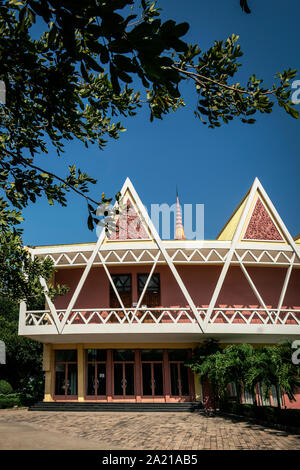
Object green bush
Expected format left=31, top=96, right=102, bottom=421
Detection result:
left=0, top=393, right=21, bottom=409
left=19, top=375, right=44, bottom=406
left=220, top=402, right=300, bottom=428
left=0, top=380, right=13, bottom=395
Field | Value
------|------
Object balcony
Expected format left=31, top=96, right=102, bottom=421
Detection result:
left=19, top=305, right=300, bottom=343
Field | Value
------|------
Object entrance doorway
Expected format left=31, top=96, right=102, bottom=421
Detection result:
left=141, top=350, right=164, bottom=396
left=168, top=350, right=190, bottom=398
left=54, top=350, right=78, bottom=399
left=113, top=350, right=135, bottom=397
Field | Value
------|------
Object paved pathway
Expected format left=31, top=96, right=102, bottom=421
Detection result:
left=0, top=408, right=299, bottom=450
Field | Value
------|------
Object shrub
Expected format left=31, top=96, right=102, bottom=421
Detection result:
left=0, top=393, right=21, bottom=409
left=19, top=375, right=44, bottom=406
left=0, top=380, right=13, bottom=395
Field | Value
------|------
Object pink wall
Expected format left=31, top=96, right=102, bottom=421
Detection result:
left=282, top=387, right=300, bottom=409
left=54, top=265, right=300, bottom=310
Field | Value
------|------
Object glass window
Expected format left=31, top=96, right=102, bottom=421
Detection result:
left=125, top=364, right=135, bottom=395
left=111, top=274, right=132, bottom=292
left=54, top=351, right=77, bottom=397
left=137, top=274, right=160, bottom=307
left=180, top=364, right=189, bottom=396
left=87, top=349, right=107, bottom=362
left=114, top=363, right=123, bottom=395
left=170, top=363, right=179, bottom=396
left=142, top=363, right=152, bottom=395
left=170, top=363, right=189, bottom=396
left=113, top=363, right=135, bottom=396
left=113, top=349, right=135, bottom=361
left=153, top=364, right=163, bottom=395
left=87, top=363, right=96, bottom=396
left=55, top=364, right=66, bottom=395
left=138, top=274, right=160, bottom=293
left=141, top=349, right=163, bottom=361
left=86, top=350, right=107, bottom=396
left=168, top=350, right=189, bottom=361
left=67, top=363, right=78, bottom=395
left=55, top=349, right=77, bottom=362
left=110, top=274, right=132, bottom=307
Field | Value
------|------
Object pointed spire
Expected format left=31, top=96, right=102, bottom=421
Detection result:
left=175, top=186, right=186, bottom=240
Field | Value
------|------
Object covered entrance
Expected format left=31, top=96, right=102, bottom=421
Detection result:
left=53, top=348, right=194, bottom=402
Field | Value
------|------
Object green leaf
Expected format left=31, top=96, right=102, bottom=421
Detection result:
left=284, top=103, right=299, bottom=119
left=84, top=55, right=104, bottom=73
left=174, top=22, right=189, bottom=38
left=87, top=214, right=94, bottom=231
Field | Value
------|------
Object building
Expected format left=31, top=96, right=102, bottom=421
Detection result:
left=18, top=177, right=300, bottom=408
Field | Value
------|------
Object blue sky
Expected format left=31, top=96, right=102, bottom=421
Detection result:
left=21, top=0, right=300, bottom=245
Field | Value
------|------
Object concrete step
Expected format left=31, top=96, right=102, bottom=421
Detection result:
left=29, top=402, right=204, bottom=412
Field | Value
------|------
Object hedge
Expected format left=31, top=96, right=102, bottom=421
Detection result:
left=220, top=402, right=300, bottom=428
left=0, top=380, right=13, bottom=395
left=0, top=393, right=21, bottom=409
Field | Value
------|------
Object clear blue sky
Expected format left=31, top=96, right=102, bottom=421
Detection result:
left=21, top=0, right=300, bottom=245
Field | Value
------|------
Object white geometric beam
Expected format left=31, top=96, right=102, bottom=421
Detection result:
left=204, top=178, right=260, bottom=327
left=274, top=252, right=296, bottom=323
left=124, top=177, right=205, bottom=333
left=27, top=243, right=61, bottom=333
left=238, top=262, right=271, bottom=317
left=39, top=276, right=61, bottom=333
left=59, top=214, right=109, bottom=332
left=133, top=254, right=159, bottom=317
left=98, top=251, right=130, bottom=322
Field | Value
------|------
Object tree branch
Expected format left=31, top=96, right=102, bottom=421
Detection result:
left=2, top=148, right=101, bottom=207
left=172, top=64, right=276, bottom=97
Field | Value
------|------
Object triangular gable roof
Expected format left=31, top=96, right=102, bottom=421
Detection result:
left=241, top=195, right=284, bottom=242
left=108, top=195, right=151, bottom=241
left=217, top=178, right=290, bottom=244
left=217, top=192, right=249, bottom=241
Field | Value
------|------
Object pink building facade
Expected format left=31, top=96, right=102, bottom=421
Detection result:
left=18, top=177, right=300, bottom=408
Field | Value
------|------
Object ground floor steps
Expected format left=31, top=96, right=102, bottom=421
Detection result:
left=29, top=401, right=204, bottom=412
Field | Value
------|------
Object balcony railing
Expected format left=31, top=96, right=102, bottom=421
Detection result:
left=23, top=307, right=300, bottom=330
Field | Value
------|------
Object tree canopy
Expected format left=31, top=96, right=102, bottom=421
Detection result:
left=0, top=0, right=298, bottom=300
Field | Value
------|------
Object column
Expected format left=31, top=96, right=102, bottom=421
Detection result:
left=43, top=343, right=54, bottom=402
left=135, top=349, right=142, bottom=402
left=163, top=350, right=171, bottom=402
left=77, top=344, right=85, bottom=402
left=106, top=350, right=113, bottom=401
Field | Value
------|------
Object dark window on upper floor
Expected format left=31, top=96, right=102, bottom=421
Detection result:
left=137, top=273, right=161, bottom=307
left=110, top=274, right=132, bottom=308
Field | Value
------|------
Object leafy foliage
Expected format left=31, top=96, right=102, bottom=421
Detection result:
left=0, top=297, right=43, bottom=395
left=245, top=343, right=300, bottom=405
left=188, top=341, right=300, bottom=409
left=0, top=230, right=68, bottom=301
left=0, top=1, right=298, bottom=231
left=0, top=379, right=13, bottom=395
left=0, top=1, right=298, bottom=299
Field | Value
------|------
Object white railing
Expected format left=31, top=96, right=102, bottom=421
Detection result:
left=23, top=307, right=300, bottom=328
left=207, top=308, right=300, bottom=325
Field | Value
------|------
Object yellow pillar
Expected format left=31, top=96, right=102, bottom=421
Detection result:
left=43, top=344, right=54, bottom=402
left=77, top=344, right=85, bottom=402
left=194, top=373, right=202, bottom=402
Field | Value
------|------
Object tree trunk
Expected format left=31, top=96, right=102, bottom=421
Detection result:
left=275, top=383, right=281, bottom=409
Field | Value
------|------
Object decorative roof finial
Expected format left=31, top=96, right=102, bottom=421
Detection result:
left=175, top=186, right=186, bottom=240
